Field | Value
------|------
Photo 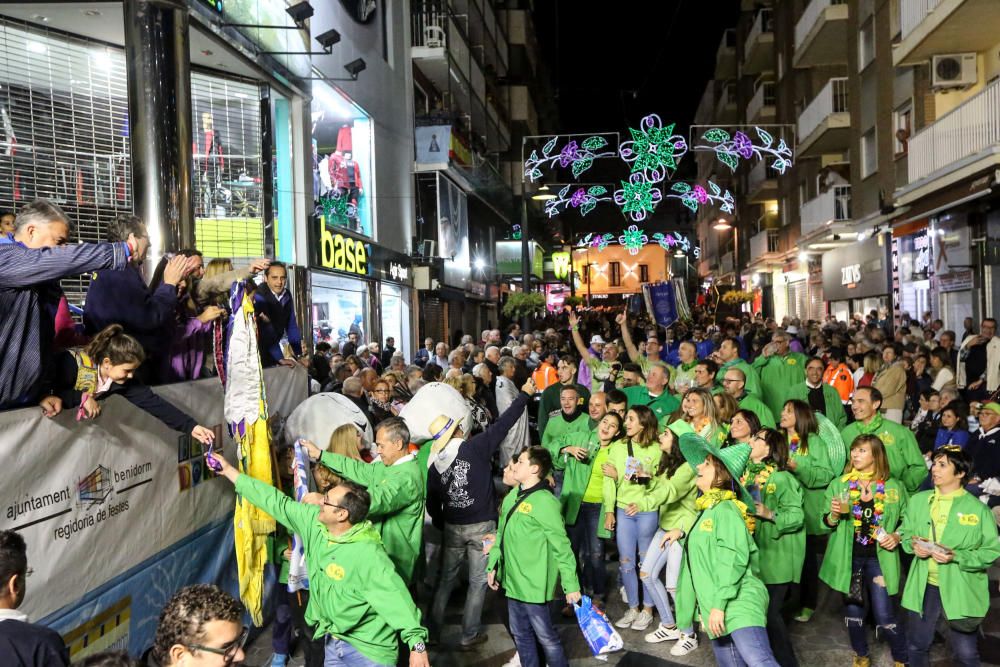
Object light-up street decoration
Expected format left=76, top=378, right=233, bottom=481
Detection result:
left=544, top=184, right=613, bottom=218
left=665, top=180, right=735, bottom=214
left=524, top=135, right=617, bottom=182
left=618, top=114, right=688, bottom=183
left=618, top=225, right=649, bottom=255
left=511, top=224, right=522, bottom=240
left=653, top=231, right=701, bottom=259
left=614, top=173, right=662, bottom=222
left=576, top=229, right=700, bottom=258
left=552, top=251, right=572, bottom=279
left=579, top=232, right=616, bottom=251
left=694, top=127, right=792, bottom=174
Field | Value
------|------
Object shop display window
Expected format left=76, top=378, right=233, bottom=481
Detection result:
left=311, top=82, right=374, bottom=238
left=312, top=272, right=369, bottom=350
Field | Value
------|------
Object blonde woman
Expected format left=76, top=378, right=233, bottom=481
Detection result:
left=713, top=391, right=740, bottom=425
left=311, top=424, right=365, bottom=492
left=681, top=387, right=724, bottom=446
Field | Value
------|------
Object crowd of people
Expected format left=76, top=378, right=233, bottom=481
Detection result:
left=4, top=197, right=1000, bottom=667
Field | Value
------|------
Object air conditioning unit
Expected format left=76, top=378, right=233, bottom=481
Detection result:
left=931, top=53, right=977, bottom=90
left=421, top=239, right=436, bottom=258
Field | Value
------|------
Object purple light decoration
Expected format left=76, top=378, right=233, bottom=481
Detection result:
left=694, top=126, right=793, bottom=174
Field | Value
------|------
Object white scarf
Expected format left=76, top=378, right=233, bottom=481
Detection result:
left=430, top=437, right=466, bottom=474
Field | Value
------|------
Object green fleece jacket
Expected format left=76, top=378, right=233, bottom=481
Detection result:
left=819, top=475, right=908, bottom=596
left=789, top=432, right=837, bottom=535
left=602, top=439, right=663, bottom=514
left=900, top=489, right=1000, bottom=620
left=553, top=429, right=611, bottom=530
left=487, top=483, right=580, bottom=603
left=738, top=393, right=776, bottom=429
left=537, top=382, right=590, bottom=437
left=716, top=359, right=762, bottom=397
left=675, top=500, right=769, bottom=639
left=319, top=452, right=425, bottom=583
left=785, top=381, right=847, bottom=430
left=541, top=411, right=593, bottom=464
left=234, top=475, right=427, bottom=664
left=752, top=352, right=808, bottom=421
left=746, top=468, right=805, bottom=584
left=623, top=385, right=681, bottom=424
left=840, top=414, right=928, bottom=493
left=646, top=464, right=698, bottom=533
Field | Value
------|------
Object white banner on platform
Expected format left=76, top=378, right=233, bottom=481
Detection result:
left=0, top=367, right=307, bottom=621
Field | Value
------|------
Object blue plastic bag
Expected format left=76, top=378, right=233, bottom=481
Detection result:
left=573, top=595, right=624, bottom=659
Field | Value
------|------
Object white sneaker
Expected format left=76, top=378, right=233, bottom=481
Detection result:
left=670, top=632, right=699, bottom=656
left=645, top=624, right=681, bottom=643
left=615, top=608, right=638, bottom=628
left=501, top=652, right=521, bottom=667
left=630, top=609, right=654, bottom=631
left=619, top=585, right=628, bottom=603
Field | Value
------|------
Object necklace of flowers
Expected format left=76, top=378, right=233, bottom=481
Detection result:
left=741, top=461, right=775, bottom=488
left=848, top=472, right=885, bottom=545
left=788, top=432, right=801, bottom=456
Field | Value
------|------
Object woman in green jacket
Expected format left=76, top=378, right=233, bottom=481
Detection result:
left=779, top=399, right=835, bottom=622
left=602, top=405, right=663, bottom=631
left=681, top=387, right=725, bottom=446
left=637, top=424, right=699, bottom=652
left=900, top=445, right=1000, bottom=667
left=674, top=434, right=780, bottom=667
left=743, top=428, right=805, bottom=667
left=819, top=433, right=908, bottom=667
left=487, top=446, right=581, bottom=667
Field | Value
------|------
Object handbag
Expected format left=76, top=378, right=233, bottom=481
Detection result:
left=574, top=595, right=624, bottom=659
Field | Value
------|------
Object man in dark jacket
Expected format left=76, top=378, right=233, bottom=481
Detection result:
left=254, top=262, right=302, bottom=367
left=0, top=200, right=133, bottom=408
left=0, top=530, right=69, bottom=666
left=83, top=214, right=198, bottom=381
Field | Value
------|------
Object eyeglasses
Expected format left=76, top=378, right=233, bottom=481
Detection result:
left=322, top=499, right=347, bottom=511
left=187, top=625, right=249, bottom=665
left=721, top=378, right=743, bottom=385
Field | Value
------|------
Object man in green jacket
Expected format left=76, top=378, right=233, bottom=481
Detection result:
left=303, top=417, right=425, bottom=583
left=714, top=337, right=761, bottom=397
left=752, top=330, right=807, bottom=421
left=785, top=357, right=847, bottom=430
left=208, top=453, right=430, bottom=667
left=542, top=386, right=593, bottom=496
left=537, top=355, right=590, bottom=436
left=720, top=367, right=775, bottom=428
left=840, top=386, right=927, bottom=492
left=623, top=362, right=680, bottom=425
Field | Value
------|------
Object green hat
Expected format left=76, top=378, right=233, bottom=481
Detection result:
left=981, top=402, right=1000, bottom=416
left=678, top=433, right=755, bottom=507
left=665, top=419, right=694, bottom=437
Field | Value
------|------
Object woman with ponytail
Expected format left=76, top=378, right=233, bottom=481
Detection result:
left=39, top=324, right=216, bottom=444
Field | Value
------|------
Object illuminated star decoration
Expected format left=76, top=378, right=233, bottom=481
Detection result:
left=618, top=225, right=649, bottom=255
left=665, top=180, right=735, bottom=214
left=543, top=184, right=613, bottom=218
left=614, top=173, right=662, bottom=222
left=694, top=126, right=793, bottom=174
left=618, top=114, right=689, bottom=183
left=578, top=232, right=616, bottom=251
left=523, top=135, right=618, bottom=182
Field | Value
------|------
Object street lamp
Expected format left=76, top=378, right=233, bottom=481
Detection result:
left=713, top=217, right=740, bottom=286
left=532, top=184, right=557, bottom=201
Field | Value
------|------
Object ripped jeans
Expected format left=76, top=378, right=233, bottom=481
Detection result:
left=843, top=555, right=908, bottom=664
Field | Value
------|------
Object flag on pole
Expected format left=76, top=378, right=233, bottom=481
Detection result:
left=287, top=439, right=311, bottom=593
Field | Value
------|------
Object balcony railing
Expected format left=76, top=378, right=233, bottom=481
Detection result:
left=798, top=77, right=849, bottom=140
left=795, top=0, right=847, bottom=49
left=800, top=185, right=852, bottom=235
left=750, top=228, right=782, bottom=259
left=716, top=82, right=737, bottom=116
left=748, top=160, right=777, bottom=194
left=744, top=8, right=774, bottom=61
left=900, top=0, right=945, bottom=41
left=747, top=81, right=776, bottom=121
left=908, top=77, right=1000, bottom=185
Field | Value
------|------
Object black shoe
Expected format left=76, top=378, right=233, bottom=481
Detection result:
left=457, top=633, right=488, bottom=650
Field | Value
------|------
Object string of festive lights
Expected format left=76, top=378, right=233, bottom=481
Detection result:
left=614, top=173, right=662, bottom=222
left=618, top=114, right=688, bottom=183
left=693, top=126, right=793, bottom=174
left=576, top=228, right=700, bottom=258
left=523, top=135, right=618, bottom=182
left=543, top=184, right=614, bottom=218
left=664, top=180, right=735, bottom=214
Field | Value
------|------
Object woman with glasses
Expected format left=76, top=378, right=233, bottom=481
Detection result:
left=744, top=428, right=805, bottom=667
left=899, top=446, right=1000, bottom=667
left=367, top=379, right=394, bottom=426
left=725, top=409, right=762, bottom=448
left=779, top=399, right=836, bottom=623
left=820, top=434, right=908, bottom=667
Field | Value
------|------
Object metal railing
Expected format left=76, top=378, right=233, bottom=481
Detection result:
left=795, top=0, right=847, bottom=49
left=747, top=81, right=776, bottom=121
left=797, top=77, right=849, bottom=140
left=800, top=185, right=851, bottom=235
left=908, top=77, right=1000, bottom=184
left=748, top=160, right=777, bottom=193
left=749, top=228, right=782, bottom=258
left=745, top=8, right=773, bottom=60
left=900, top=0, right=945, bottom=41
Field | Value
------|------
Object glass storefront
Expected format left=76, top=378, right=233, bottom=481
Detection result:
left=380, top=282, right=412, bottom=362
left=896, top=229, right=933, bottom=323
left=311, top=82, right=374, bottom=238
left=311, top=272, right=370, bottom=350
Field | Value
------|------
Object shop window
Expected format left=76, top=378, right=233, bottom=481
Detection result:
left=894, top=103, right=911, bottom=156
left=191, top=73, right=264, bottom=258
left=311, top=271, right=370, bottom=350
left=861, top=128, right=877, bottom=179
left=312, top=81, right=374, bottom=238
left=609, top=262, right=622, bottom=287
left=0, top=19, right=132, bottom=305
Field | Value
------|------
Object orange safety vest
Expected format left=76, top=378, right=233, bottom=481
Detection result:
left=532, top=362, right=558, bottom=392
left=824, top=362, right=854, bottom=403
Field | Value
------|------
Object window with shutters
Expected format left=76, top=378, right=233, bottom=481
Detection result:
left=609, top=262, right=621, bottom=287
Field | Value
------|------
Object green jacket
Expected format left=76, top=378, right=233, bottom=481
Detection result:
left=716, top=359, right=762, bottom=397
left=738, top=393, right=775, bottom=429
left=602, top=439, right=663, bottom=514
left=623, top=385, right=680, bottom=424
left=819, top=476, right=908, bottom=596
left=319, top=452, right=425, bottom=583
left=752, top=352, right=808, bottom=421
left=785, top=382, right=847, bottom=430
left=541, top=412, right=592, bottom=464
left=487, top=484, right=580, bottom=603
left=537, top=381, right=590, bottom=436
left=234, top=475, right=427, bottom=664
left=840, top=415, right=927, bottom=493
left=899, top=490, right=1000, bottom=620
left=646, top=464, right=698, bottom=533
left=552, top=428, right=602, bottom=526
left=675, top=500, right=769, bottom=639
left=750, top=469, right=806, bottom=584
left=790, top=433, right=837, bottom=535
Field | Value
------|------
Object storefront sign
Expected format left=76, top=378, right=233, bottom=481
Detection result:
left=388, top=262, right=409, bottom=282
left=552, top=251, right=571, bottom=279
left=496, top=241, right=544, bottom=279
left=822, top=235, right=890, bottom=302
left=319, top=224, right=370, bottom=276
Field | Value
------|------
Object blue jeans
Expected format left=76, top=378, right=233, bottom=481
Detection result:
left=615, top=508, right=658, bottom=608
left=429, top=519, right=494, bottom=642
left=568, top=502, right=606, bottom=598
left=843, top=555, right=907, bottom=663
left=508, top=599, right=568, bottom=667
left=324, top=637, right=391, bottom=667
left=639, top=529, right=689, bottom=630
left=710, top=626, right=781, bottom=667
left=907, top=584, right=980, bottom=667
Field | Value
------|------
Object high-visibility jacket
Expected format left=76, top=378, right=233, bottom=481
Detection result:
left=823, top=362, right=854, bottom=403
left=532, top=362, right=558, bottom=392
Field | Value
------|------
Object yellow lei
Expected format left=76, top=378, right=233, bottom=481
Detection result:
left=695, top=488, right=756, bottom=534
